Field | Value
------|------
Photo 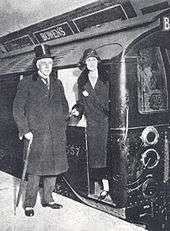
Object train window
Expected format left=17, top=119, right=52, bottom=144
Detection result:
left=141, top=1, right=169, bottom=15
left=0, top=76, right=19, bottom=120
left=73, top=5, right=127, bottom=32
left=137, top=46, right=168, bottom=113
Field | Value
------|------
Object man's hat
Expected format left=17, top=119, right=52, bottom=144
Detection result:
left=34, top=44, right=53, bottom=61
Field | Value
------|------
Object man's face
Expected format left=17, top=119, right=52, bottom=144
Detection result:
left=36, top=58, right=53, bottom=77
left=85, top=57, right=98, bottom=71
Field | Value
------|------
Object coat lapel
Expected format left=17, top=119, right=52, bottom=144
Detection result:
left=49, top=76, right=56, bottom=100
left=84, top=80, right=108, bottom=116
left=85, top=79, right=100, bottom=97
left=34, top=77, right=49, bottom=95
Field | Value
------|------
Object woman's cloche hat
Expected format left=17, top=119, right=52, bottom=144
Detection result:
left=79, top=48, right=100, bottom=66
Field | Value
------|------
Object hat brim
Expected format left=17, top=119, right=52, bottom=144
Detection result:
left=34, top=54, right=54, bottom=62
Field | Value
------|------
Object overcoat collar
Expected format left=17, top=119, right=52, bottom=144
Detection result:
left=33, top=73, right=56, bottom=99
left=35, top=76, right=49, bottom=95
left=78, top=64, right=109, bottom=90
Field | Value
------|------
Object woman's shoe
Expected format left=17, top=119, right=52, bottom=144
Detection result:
left=98, top=190, right=109, bottom=200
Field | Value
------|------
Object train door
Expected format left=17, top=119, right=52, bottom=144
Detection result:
left=57, top=43, right=123, bottom=206
left=124, top=27, right=170, bottom=228
left=58, top=67, right=89, bottom=195
left=0, top=74, right=24, bottom=176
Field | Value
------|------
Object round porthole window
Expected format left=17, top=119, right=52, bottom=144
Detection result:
left=141, top=149, right=160, bottom=169
left=140, top=126, right=159, bottom=146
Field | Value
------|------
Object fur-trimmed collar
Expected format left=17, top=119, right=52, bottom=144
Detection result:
left=78, top=64, right=109, bottom=89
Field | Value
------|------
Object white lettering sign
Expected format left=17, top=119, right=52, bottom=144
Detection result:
left=163, top=16, right=170, bottom=31
left=40, top=27, right=66, bottom=41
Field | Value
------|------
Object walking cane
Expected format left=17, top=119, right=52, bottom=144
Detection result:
left=14, top=138, right=32, bottom=214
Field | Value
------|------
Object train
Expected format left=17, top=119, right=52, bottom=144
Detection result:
left=0, top=0, right=170, bottom=230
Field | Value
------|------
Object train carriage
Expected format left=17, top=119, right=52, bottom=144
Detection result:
left=0, top=0, right=170, bottom=230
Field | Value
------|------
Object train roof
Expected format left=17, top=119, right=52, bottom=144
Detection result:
left=0, top=0, right=170, bottom=75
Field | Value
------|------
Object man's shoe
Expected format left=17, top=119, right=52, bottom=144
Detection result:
left=25, top=208, right=34, bottom=217
left=42, top=202, right=63, bottom=209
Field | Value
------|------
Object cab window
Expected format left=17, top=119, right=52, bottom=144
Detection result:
left=137, top=46, right=168, bottom=113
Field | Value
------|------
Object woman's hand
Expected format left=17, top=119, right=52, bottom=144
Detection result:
left=24, top=132, right=33, bottom=141
left=71, top=108, right=80, bottom=117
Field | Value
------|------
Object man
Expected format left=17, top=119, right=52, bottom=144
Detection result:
left=13, top=44, right=69, bottom=217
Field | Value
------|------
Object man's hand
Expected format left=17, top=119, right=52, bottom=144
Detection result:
left=24, top=132, right=33, bottom=141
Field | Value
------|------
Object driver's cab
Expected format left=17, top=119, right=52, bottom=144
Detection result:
left=57, top=43, right=124, bottom=207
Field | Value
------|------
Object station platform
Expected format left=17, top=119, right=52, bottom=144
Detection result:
left=0, top=171, right=146, bottom=231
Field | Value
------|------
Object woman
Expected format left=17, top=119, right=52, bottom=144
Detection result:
left=72, top=48, right=110, bottom=200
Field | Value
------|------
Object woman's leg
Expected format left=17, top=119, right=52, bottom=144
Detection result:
left=102, top=178, right=109, bottom=192
left=97, top=168, right=110, bottom=199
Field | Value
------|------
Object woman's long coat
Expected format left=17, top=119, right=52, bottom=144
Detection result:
left=13, top=73, right=69, bottom=175
left=76, top=65, right=109, bottom=169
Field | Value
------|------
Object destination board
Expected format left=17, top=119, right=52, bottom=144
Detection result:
left=3, top=35, right=34, bottom=52
left=34, top=22, right=74, bottom=42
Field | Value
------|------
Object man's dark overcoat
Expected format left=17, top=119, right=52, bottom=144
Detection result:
left=13, top=73, right=69, bottom=175
left=76, top=65, right=109, bottom=169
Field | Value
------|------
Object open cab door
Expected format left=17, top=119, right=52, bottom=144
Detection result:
left=58, top=44, right=128, bottom=214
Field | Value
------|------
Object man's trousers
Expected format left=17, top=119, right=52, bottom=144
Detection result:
left=23, top=174, right=56, bottom=208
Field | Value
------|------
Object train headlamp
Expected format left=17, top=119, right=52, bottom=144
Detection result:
left=141, top=149, right=160, bottom=169
left=140, top=126, right=159, bottom=146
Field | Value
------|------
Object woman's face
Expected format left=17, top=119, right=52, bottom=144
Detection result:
left=85, top=57, right=98, bottom=71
